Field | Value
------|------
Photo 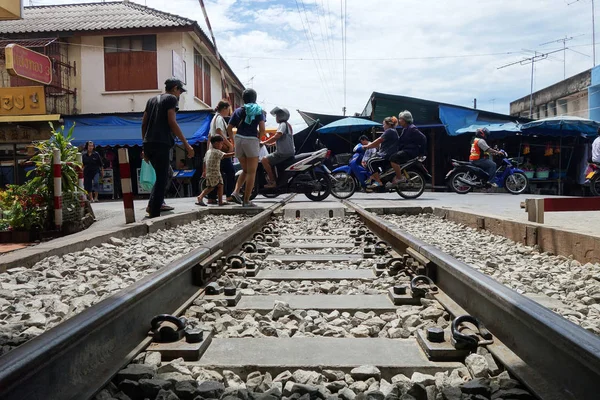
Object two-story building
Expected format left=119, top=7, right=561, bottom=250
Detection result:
left=0, top=0, right=244, bottom=192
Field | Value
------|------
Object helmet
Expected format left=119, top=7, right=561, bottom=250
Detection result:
left=242, top=88, right=257, bottom=104
left=270, top=106, right=290, bottom=122
left=476, top=127, right=490, bottom=138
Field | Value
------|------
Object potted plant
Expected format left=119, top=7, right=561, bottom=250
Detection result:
left=522, top=161, right=535, bottom=179
left=535, top=166, right=550, bottom=179
left=27, top=123, right=82, bottom=230
left=0, top=184, right=47, bottom=242
left=0, top=219, right=10, bottom=243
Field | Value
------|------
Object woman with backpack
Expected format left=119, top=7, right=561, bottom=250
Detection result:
left=227, top=89, right=265, bottom=207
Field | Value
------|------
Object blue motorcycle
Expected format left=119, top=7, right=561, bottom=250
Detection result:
left=445, top=151, right=529, bottom=195
left=330, top=143, right=429, bottom=199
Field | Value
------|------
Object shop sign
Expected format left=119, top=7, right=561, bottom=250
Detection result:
left=172, top=50, right=186, bottom=84
left=0, top=125, right=49, bottom=143
left=0, top=0, right=23, bottom=21
left=0, top=86, right=47, bottom=116
left=5, top=44, right=53, bottom=85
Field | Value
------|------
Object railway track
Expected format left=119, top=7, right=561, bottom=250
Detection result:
left=0, top=197, right=598, bottom=400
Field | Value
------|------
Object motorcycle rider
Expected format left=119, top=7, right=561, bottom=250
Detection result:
left=388, top=110, right=427, bottom=187
left=261, top=107, right=295, bottom=188
left=358, top=135, right=377, bottom=168
left=592, top=127, right=600, bottom=163
left=469, top=127, right=504, bottom=187
left=363, top=116, right=399, bottom=189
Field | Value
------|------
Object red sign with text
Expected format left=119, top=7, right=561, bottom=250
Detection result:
left=5, top=44, right=52, bottom=85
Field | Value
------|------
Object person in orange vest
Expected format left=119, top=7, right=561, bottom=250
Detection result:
left=469, top=127, right=504, bottom=187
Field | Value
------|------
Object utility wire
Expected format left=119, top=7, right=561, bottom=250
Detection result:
left=294, top=0, right=335, bottom=109
left=299, top=0, right=337, bottom=105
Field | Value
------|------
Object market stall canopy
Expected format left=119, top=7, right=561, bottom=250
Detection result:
left=316, top=117, right=382, bottom=134
left=456, top=122, right=522, bottom=136
left=65, top=111, right=212, bottom=147
left=439, top=105, right=520, bottom=136
left=520, top=116, right=600, bottom=137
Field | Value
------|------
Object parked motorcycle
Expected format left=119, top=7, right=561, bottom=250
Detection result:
left=586, top=163, right=600, bottom=196
left=229, top=148, right=332, bottom=201
left=446, top=151, right=528, bottom=195
left=330, top=143, right=429, bottom=199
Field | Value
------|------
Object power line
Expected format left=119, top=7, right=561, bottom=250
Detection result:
left=294, top=0, right=336, bottom=109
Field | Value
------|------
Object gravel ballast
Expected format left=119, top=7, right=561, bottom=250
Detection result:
left=383, top=213, right=600, bottom=335
left=0, top=215, right=247, bottom=355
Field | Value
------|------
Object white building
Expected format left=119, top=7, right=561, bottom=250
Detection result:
left=0, top=1, right=244, bottom=115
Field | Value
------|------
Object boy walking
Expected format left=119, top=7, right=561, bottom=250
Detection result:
left=196, top=136, right=234, bottom=206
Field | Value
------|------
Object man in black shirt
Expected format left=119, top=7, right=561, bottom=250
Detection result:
left=142, top=78, right=194, bottom=218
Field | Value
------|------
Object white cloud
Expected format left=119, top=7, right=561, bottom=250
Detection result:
left=29, top=0, right=600, bottom=128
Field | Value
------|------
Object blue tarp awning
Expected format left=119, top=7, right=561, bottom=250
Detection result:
left=65, top=111, right=212, bottom=147
left=439, top=105, right=518, bottom=137
left=456, top=122, right=522, bottom=138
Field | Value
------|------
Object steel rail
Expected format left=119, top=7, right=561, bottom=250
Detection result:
left=344, top=201, right=600, bottom=400
left=0, top=196, right=294, bottom=400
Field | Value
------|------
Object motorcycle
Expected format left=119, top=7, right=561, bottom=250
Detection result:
left=230, top=148, right=332, bottom=201
left=446, top=151, right=529, bottom=195
left=586, top=162, right=600, bottom=196
left=330, top=143, right=429, bottom=199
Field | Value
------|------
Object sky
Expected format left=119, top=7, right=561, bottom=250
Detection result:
left=28, top=0, right=600, bottom=129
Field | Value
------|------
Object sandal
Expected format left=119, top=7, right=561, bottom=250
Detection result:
left=195, top=200, right=207, bottom=206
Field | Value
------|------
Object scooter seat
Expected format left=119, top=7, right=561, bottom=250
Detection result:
left=294, top=153, right=314, bottom=162
left=451, top=159, right=471, bottom=165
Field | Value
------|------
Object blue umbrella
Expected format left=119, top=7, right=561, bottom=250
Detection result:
left=520, top=116, right=600, bottom=137
left=316, top=117, right=382, bottom=134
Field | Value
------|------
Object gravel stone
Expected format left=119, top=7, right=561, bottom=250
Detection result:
left=339, top=387, right=357, bottom=400
left=323, top=369, right=346, bottom=381
left=350, top=365, right=381, bottom=380
left=196, top=380, right=225, bottom=398
left=460, top=378, right=491, bottom=396
left=0, top=215, right=247, bottom=355
left=410, top=372, right=435, bottom=386
left=116, top=364, right=156, bottom=383
left=144, top=352, right=162, bottom=368
left=224, top=370, right=246, bottom=389
left=155, top=389, right=179, bottom=400
left=465, top=354, right=489, bottom=378
left=383, top=214, right=600, bottom=334
left=139, top=379, right=172, bottom=398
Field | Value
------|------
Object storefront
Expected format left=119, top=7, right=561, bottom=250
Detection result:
left=0, top=86, right=60, bottom=188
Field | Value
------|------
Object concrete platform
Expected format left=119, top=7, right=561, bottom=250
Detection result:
left=253, top=270, right=375, bottom=281
left=190, top=338, right=464, bottom=376
left=235, top=295, right=396, bottom=313
left=265, top=254, right=362, bottom=263
left=279, top=243, right=355, bottom=249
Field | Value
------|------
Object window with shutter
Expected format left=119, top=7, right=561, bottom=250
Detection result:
left=103, top=35, right=157, bottom=91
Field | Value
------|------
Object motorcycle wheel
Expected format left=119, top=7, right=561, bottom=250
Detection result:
left=263, top=193, right=280, bottom=198
left=396, top=170, right=426, bottom=199
left=233, top=175, right=258, bottom=200
left=330, top=172, right=357, bottom=199
left=504, top=172, right=528, bottom=195
left=449, top=171, right=472, bottom=194
left=305, top=172, right=331, bottom=201
left=590, top=174, right=600, bottom=196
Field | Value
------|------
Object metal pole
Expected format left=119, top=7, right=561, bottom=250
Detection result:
left=118, top=148, right=135, bottom=224
left=593, top=0, right=596, bottom=67
left=53, top=149, right=62, bottom=231
left=530, top=54, right=535, bottom=118
left=197, top=0, right=230, bottom=100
